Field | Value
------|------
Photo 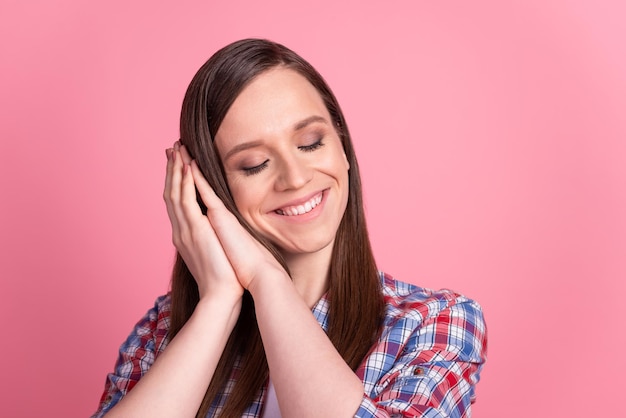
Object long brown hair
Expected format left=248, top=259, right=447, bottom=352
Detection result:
left=171, top=38, right=385, bottom=417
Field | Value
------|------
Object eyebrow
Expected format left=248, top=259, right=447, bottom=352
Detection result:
left=294, top=115, right=328, bottom=131
left=223, top=140, right=265, bottom=162
left=222, top=115, right=329, bottom=161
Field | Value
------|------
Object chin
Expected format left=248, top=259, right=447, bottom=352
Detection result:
left=276, top=236, right=335, bottom=257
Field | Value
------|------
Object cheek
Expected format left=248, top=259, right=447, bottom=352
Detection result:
left=224, top=176, right=248, bottom=211
left=229, top=181, right=265, bottom=215
left=328, top=140, right=350, bottom=171
left=329, top=149, right=351, bottom=175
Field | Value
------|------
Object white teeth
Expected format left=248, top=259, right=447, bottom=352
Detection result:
left=276, top=193, right=322, bottom=216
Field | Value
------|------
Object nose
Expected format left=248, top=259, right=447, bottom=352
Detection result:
left=274, top=152, right=313, bottom=191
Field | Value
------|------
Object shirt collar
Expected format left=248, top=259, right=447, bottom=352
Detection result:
left=311, top=292, right=330, bottom=332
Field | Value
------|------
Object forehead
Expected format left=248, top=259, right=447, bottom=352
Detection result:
left=215, top=67, right=330, bottom=149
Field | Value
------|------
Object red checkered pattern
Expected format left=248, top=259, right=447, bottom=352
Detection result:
left=92, top=273, right=487, bottom=417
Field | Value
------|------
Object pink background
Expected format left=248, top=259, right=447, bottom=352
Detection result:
left=1, top=0, right=624, bottom=416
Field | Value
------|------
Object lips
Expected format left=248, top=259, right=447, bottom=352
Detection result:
left=274, top=192, right=323, bottom=216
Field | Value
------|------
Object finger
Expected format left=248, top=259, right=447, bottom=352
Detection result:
left=173, top=141, right=193, bottom=166
left=167, top=148, right=190, bottom=244
left=180, top=161, right=226, bottom=255
left=190, top=160, right=272, bottom=273
left=179, top=159, right=242, bottom=295
left=190, top=159, right=226, bottom=212
left=179, top=158, right=205, bottom=222
left=179, top=143, right=193, bottom=165
left=163, top=148, right=181, bottom=236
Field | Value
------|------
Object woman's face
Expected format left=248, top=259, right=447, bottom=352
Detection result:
left=215, top=67, right=350, bottom=257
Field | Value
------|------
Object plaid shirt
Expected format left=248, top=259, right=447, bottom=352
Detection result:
left=93, top=272, right=487, bottom=417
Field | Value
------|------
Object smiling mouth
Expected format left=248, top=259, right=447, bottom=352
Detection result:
left=275, top=192, right=323, bottom=216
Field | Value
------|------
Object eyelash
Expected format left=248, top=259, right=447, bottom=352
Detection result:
left=243, top=160, right=269, bottom=176
left=299, top=138, right=325, bottom=152
left=242, top=138, right=325, bottom=176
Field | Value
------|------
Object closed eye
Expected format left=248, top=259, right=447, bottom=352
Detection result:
left=299, top=138, right=325, bottom=152
left=242, top=159, right=269, bottom=176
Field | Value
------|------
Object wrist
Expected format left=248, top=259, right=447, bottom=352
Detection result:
left=197, top=280, right=244, bottom=304
left=247, top=267, right=292, bottom=301
left=195, top=289, right=243, bottom=319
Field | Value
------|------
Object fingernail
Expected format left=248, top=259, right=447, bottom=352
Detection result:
left=174, top=141, right=180, bottom=150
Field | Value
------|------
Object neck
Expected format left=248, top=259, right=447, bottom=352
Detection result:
left=282, top=242, right=334, bottom=308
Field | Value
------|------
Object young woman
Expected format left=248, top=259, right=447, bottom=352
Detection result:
left=92, top=38, right=487, bottom=418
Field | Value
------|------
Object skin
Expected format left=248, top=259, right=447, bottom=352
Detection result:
left=105, top=67, right=363, bottom=418
left=215, top=67, right=350, bottom=306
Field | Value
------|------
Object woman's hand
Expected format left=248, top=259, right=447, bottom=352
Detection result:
left=164, top=143, right=286, bottom=298
left=164, top=142, right=364, bottom=418
left=164, top=143, right=244, bottom=301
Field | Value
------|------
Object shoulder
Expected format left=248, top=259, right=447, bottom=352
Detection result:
left=356, top=274, right=488, bottom=415
left=379, top=271, right=485, bottom=327
left=134, top=293, right=172, bottom=331
left=91, top=294, right=173, bottom=417
left=122, top=293, right=172, bottom=354
left=380, top=272, right=482, bottom=319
